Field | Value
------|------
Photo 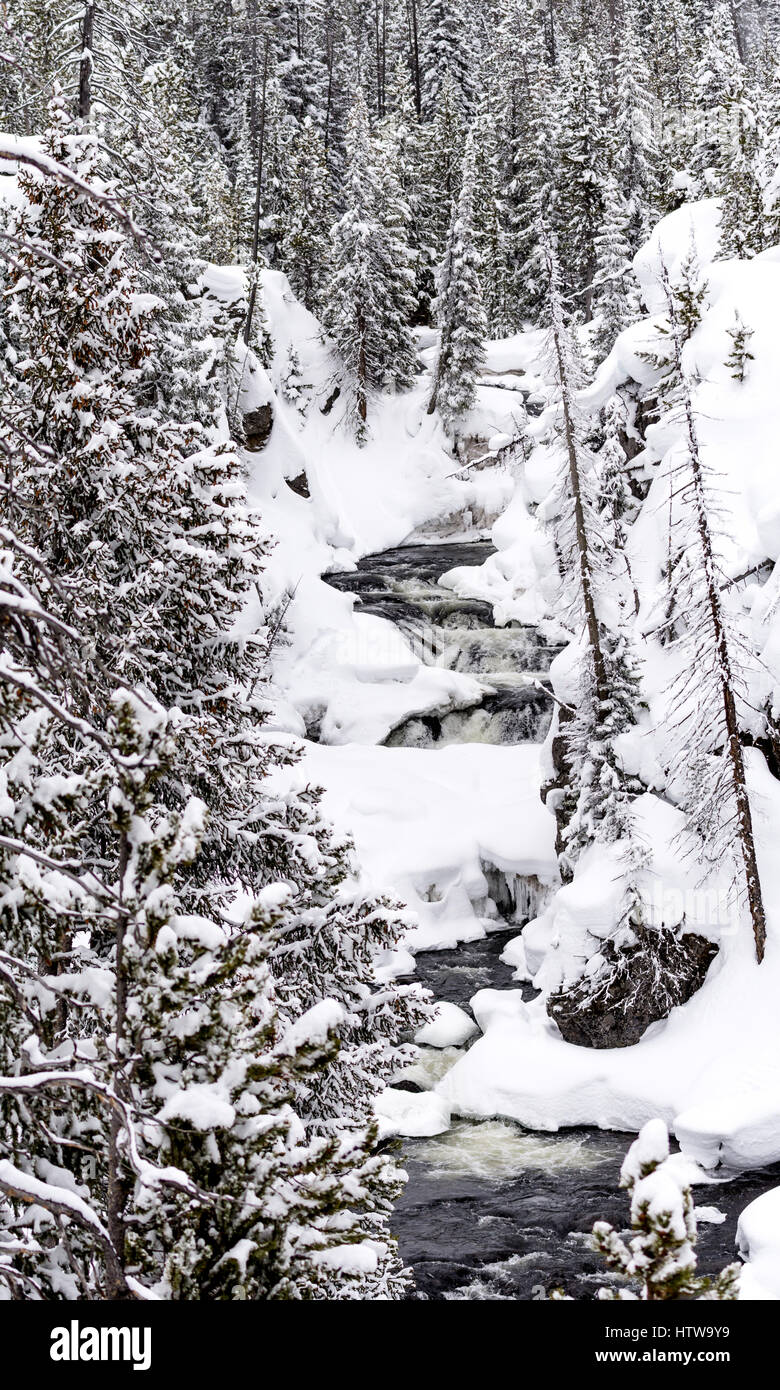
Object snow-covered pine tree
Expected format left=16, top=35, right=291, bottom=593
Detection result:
left=372, top=111, right=419, bottom=391
left=598, top=394, right=641, bottom=607
left=420, top=0, right=477, bottom=120
left=322, top=90, right=384, bottom=435
left=1, top=93, right=430, bottom=1298
left=323, top=90, right=416, bottom=435
left=593, top=174, right=640, bottom=362
left=613, top=0, right=661, bottom=249
left=555, top=41, right=609, bottom=319
left=470, top=103, right=513, bottom=338
left=427, top=129, right=486, bottom=437
left=718, top=69, right=767, bottom=258
left=691, top=0, right=743, bottom=194
left=420, top=70, right=466, bottom=258
left=725, top=311, right=755, bottom=381
left=0, top=547, right=364, bottom=1299
left=592, top=1120, right=740, bottom=1299
left=278, top=116, right=332, bottom=312
left=503, top=49, right=561, bottom=327
left=382, top=55, right=434, bottom=323
left=760, top=50, right=780, bottom=249
left=655, top=260, right=768, bottom=963
left=637, top=0, right=699, bottom=207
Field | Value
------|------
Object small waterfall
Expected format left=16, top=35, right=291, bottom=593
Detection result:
left=325, top=542, right=562, bottom=750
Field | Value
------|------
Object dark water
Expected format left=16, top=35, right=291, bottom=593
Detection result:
left=393, top=929, right=780, bottom=1300
left=327, top=542, right=778, bottom=1299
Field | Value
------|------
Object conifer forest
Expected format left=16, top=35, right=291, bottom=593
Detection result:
left=5, top=0, right=780, bottom=1335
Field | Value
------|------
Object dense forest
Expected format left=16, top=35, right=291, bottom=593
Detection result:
left=4, top=0, right=780, bottom=1311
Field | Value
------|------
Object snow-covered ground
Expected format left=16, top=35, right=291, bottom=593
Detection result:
left=303, top=741, right=557, bottom=954
left=738, top=1187, right=780, bottom=1298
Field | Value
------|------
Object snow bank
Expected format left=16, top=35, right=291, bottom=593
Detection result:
left=375, top=1086, right=451, bottom=1139
left=737, top=1187, right=780, bottom=1299
left=633, top=198, right=723, bottom=312
left=415, top=1002, right=478, bottom=1048
left=301, top=741, right=557, bottom=951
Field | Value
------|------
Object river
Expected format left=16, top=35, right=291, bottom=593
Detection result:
left=325, top=539, right=779, bottom=1299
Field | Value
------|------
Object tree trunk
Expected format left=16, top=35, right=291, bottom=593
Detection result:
left=106, top=829, right=130, bottom=1298
left=664, top=265, right=767, bottom=964
left=685, top=396, right=767, bottom=963
left=78, top=1, right=96, bottom=124
left=358, top=313, right=368, bottom=423
left=243, top=35, right=270, bottom=348
left=549, top=314, right=607, bottom=703
left=409, top=0, right=422, bottom=116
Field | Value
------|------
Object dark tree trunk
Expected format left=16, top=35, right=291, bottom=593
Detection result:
left=78, top=1, right=96, bottom=124
left=663, top=268, right=767, bottom=964
left=105, top=829, right=130, bottom=1299
left=408, top=0, right=422, bottom=116
left=243, top=35, right=270, bottom=348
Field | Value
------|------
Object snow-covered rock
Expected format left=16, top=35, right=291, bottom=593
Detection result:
left=738, top=1188, right=780, bottom=1299
left=415, top=1002, right=478, bottom=1049
left=375, top=1086, right=451, bottom=1139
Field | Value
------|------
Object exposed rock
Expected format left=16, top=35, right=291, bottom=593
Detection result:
left=286, top=470, right=310, bottom=498
left=242, top=403, right=273, bottom=451
left=547, top=925, right=718, bottom=1049
left=320, top=385, right=340, bottom=415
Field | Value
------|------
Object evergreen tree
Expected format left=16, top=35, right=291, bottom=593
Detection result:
left=373, top=124, right=419, bottom=391
left=505, top=52, right=561, bottom=325
left=592, top=1121, right=740, bottom=1299
left=278, top=117, right=332, bottom=312
left=593, top=175, right=640, bottom=362
left=420, top=70, right=466, bottom=256
left=556, top=42, right=609, bottom=319
left=613, top=0, right=661, bottom=249
left=323, top=91, right=416, bottom=436
left=0, top=92, right=430, bottom=1299
left=646, top=0, right=699, bottom=203
left=0, top=554, right=363, bottom=1298
left=382, top=55, right=434, bottom=322
left=427, top=129, right=487, bottom=436
left=691, top=0, right=743, bottom=193
left=470, top=104, right=514, bottom=338
left=719, top=71, right=767, bottom=257
left=420, top=0, right=476, bottom=120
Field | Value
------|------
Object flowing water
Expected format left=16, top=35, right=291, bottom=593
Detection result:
left=325, top=542, right=559, bottom=747
left=325, top=541, right=779, bottom=1299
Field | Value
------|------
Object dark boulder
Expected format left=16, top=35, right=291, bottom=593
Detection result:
left=286, top=471, right=310, bottom=498
left=547, top=925, right=718, bottom=1049
left=242, top=403, right=273, bottom=451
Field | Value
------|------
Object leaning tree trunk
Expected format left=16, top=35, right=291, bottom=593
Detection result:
left=663, top=267, right=767, bottom=963
left=683, top=390, right=767, bottom=963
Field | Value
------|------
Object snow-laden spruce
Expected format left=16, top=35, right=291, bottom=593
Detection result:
left=0, top=99, right=428, bottom=1300
left=590, top=1121, right=739, bottom=1300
